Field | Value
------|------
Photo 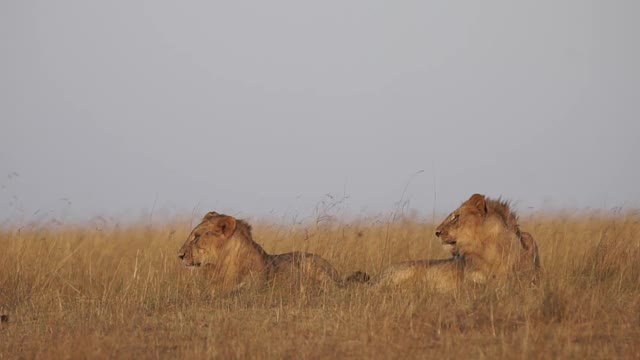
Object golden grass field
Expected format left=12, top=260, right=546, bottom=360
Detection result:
left=1, top=209, right=640, bottom=359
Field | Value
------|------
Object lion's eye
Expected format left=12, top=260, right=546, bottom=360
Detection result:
left=451, top=214, right=459, bottom=222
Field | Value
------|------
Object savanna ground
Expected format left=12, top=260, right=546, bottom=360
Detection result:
left=1, top=209, right=640, bottom=359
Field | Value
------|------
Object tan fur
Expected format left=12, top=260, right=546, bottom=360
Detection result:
left=177, top=212, right=368, bottom=291
left=435, top=194, right=541, bottom=285
left=375, top=258, right=464, bottom=292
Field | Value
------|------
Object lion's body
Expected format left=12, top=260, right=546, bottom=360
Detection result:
left=376, top=258, right=463, bottom=292
left=177, top=212, right=366, bottom=291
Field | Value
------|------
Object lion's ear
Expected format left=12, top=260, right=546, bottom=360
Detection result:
left=202, top=211, right=220, bottom=222
left=468, top=194, right=487, bottom=216
left=216, top=216, right=237, bottom=238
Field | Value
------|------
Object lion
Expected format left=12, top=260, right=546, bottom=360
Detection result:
left=177, top=212, right=369, bottom=291
left=375, top=194, right=540, bottom=290
left=435, top=193, right=541, bottom=284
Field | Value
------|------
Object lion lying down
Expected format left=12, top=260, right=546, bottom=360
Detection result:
left=177, top=212, right=368, bottom=291
left=376, top=194, right=541, bottom=290
left=178, top=194, right=540, bottom=293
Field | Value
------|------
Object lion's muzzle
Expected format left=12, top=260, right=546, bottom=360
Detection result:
left=436, top=230, right=456, bottom=245
left=178, top=247, right=199, bottom=267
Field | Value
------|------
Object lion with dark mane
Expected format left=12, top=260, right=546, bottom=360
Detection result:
left=376, top=194, right=540, bottom=290
left=436, top=193, right=540, bottom=284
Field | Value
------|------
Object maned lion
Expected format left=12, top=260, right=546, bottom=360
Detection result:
left=177, top=212, right=369, bottom=291
left=376, top=194, right=540, bottom=290
left=435, top=194, right=541, bottom=284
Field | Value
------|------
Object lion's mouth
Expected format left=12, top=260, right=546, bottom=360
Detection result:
left=441, top=238, right=457, bottom=245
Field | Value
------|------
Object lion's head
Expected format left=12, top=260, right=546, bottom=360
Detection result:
left=436, top=193, right=522, bottom=258
left=435, top=194, right=491, bottom=255
left=435, top=194, right=539, bottom=283
left=177, top=212, right=238, bottom=267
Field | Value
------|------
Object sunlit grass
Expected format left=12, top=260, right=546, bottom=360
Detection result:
left=1, top=210, right=639, bottom=358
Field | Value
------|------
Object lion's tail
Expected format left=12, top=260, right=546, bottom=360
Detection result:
left=342, top=271, right=371, bottom=285
left=520, top=232, right=541, bottom=269
left=520, top=231, right=542, bottom=285
left=0, top=305, right=8, bottom=324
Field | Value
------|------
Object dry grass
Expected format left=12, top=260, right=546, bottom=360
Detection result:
left=1, top=210, right=640, bottom=359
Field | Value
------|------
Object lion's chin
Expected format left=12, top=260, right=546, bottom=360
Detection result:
left=441, top=243, right=457, bottom=254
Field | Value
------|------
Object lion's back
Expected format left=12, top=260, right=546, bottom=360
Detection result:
left=269, top=252, right=341, bottom=283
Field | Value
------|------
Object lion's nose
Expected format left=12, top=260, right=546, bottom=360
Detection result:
left=435, top=231, right=441, bottom=237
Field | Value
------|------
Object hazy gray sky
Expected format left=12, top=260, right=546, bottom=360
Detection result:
left=1, top=1, right=639, bottom=223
